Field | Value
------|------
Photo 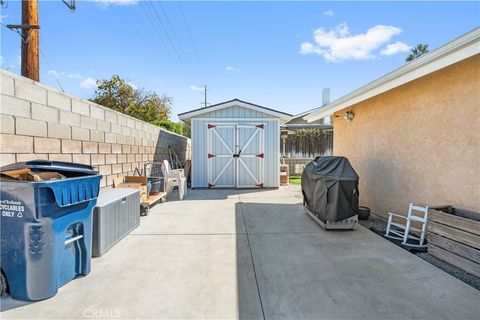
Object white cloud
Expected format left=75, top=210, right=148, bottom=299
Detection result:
left=190, top=85, right=204, bottom=91
left=0, top=15, right=7, bottom=23
left=81, top=77, right=97, bottom=89
left=300, top=23, right=404, bottom=62
left=88, top=0, right=138, bottom=8
left=48, top=70, right=66, bottom=78
left=380, top=41, right=411, bottom=56
left=300, top=42, right=315, bottom=54
left=47, top=70, right=98, bottom=89
left=324, top=10, right=335, bottom=16
left=67, top=73, right=83, bottom=80
left=226, top=66, right=241, bottom=72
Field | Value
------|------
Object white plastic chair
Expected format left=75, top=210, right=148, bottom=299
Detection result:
left=385, top=203, right=429, bottom=248
left=162, top=160, right=187, bottom=200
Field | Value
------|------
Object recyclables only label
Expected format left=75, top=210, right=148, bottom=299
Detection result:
left=1, top=199, right=25, bottom=218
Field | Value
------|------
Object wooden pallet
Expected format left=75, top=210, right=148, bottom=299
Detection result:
left=140, top=192, right=167, bottom=215
left=427, top=209, right=480, bottom=277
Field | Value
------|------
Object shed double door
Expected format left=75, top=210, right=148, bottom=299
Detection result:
left=207, top=123, right=264, bottom=188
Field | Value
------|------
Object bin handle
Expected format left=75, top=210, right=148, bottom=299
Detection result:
left=45, top=177, right=100, bottom=207
left=65, top=234, right=83, bottom=245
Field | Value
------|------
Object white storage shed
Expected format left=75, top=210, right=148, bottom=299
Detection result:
left=179, top=99, right=292, bottom=188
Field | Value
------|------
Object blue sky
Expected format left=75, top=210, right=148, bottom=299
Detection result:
left=1, top=1, right=479, bottom=121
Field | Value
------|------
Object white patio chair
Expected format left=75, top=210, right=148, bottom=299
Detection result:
left=385, top=203, right=429, bottom=248
left=162, top=160, right=187, bottom=200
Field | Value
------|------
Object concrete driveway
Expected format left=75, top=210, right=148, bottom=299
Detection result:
left=2, top=186, right=479, bottom=319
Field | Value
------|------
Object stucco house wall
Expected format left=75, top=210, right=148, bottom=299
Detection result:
left=332, top=55, right=480, bottom=218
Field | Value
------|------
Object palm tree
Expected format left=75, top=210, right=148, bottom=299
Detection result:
left=406, top=44, right=429, bottom=62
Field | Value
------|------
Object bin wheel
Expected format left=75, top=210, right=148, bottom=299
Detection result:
left=0, top=271, right=8, bottom=296
left=140, top=206, right=149, bottom=216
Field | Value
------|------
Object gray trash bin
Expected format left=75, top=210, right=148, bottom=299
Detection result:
left=92, top=188, right=140, bottom=257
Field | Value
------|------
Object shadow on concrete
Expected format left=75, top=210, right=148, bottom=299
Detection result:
left=235, top=200, right=324, bottom=320
left=0, top=295, right=34, bottom=312
left=235, top=202, right=264, bottom=320
left=166, top=187, right=273, bottom=202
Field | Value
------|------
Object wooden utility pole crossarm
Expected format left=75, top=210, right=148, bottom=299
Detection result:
left=21, top=0, right=40, bottom=81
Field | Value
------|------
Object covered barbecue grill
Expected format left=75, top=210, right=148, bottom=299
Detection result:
left=301, top=156, right=359, bottom=230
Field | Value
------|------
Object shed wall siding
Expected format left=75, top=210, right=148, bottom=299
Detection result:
left=191, top=118, right=279, bottom=188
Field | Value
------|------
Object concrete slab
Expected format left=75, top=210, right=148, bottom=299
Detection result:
left=171, top=188, right=241, bottom=201
left=238, top=186, right=303, bottom=203
left=2, top=234, right=263, bottom=319
left=249, top=228, right=480, bottom=319
left=132, top=197, right=245, bottom=235
left=241, top=202, right=322, bottom=234
left=2, top=186, right=479, bottom=319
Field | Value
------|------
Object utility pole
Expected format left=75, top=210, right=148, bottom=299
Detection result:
left=7, top=1, right=75, bottom=82
left=203, top=85, right=208, bottom=108
left=21, top=0, right=39, bottom=81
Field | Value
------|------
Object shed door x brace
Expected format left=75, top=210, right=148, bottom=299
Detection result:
left=207, top=123, right=264, bottom=188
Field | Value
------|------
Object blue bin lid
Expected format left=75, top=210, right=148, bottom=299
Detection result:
left=0, top=160, right=98, bottom=175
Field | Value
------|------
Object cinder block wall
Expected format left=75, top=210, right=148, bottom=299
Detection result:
left=0, top=69, right=191, bottom=188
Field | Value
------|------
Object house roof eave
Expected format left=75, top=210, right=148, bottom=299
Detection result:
left=303, top=28, right=480, bottom=123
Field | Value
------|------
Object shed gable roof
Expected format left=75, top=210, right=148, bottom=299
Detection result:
left=178, top=99, right=292, bottom=122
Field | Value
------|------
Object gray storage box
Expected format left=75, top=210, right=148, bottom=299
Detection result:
left=92, top=188, right=140, bottom=257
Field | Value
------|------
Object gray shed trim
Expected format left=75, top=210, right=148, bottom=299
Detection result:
left=178, top=99, right=292, bottom=123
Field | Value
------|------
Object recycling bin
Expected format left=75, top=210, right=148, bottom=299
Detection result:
left=0, top=160, right=101, bottom=301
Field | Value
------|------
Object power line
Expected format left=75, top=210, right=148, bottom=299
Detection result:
left=39, top=32, right=64, bottom=91
left=142, top=2, right=178, bottom=64
left=139, top=2, right=172, bottom=57
left=120, top=5, right=184, bottom=83
left=119, top=6, right=151, bottom=49
left=61, top=0, right=76, bottom=11
left=156, top=1, right=192, bottom=71
left=139, top=1, right=188, bottom=75
left=176, top=0, right=203, bottom=74
left=39, top=48, right=64, bottom=92
left=147, top=1, right=187, bottom=70
left=146, top=1, right=190, bottom=74
left=0, top=22, right=64, bottom=91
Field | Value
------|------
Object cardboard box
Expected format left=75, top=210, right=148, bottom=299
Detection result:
left=113, top=176, right=148, bottom=202
left=1, top=168, right=66, bottom=181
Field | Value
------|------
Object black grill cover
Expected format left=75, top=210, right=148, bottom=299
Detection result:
left=301, top=156, right=359, bottom=223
